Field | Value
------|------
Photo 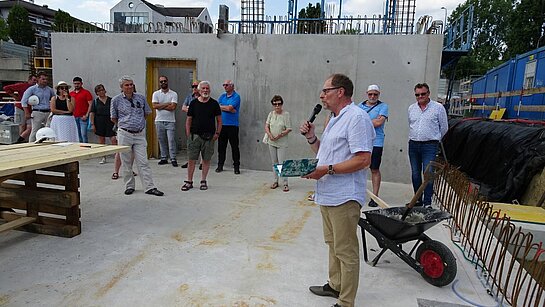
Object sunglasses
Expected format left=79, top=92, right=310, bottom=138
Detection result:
left=223, top=83, right=232, bottom=87
left=191, top=85, right=198, bottom=88
left=272, top=102, right=283, bottom=106
left=59, top=86, right=69, bottom=90
left=415, top=92, right=428, bottom=97
left=159, top=80, right=168, bottom=84
left=368, top=93, right=379, bottom=96
left=127, top=98, right=141, bottom=108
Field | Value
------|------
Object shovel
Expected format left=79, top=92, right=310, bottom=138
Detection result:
left=401, top=161, right=443, bottom=221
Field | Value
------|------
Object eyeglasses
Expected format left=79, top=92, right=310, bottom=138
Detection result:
left=159, top=80, right=168, bottom=84
left=368, top=93, right=379, bottom=96
left=415, top=92, right=429, bottom=97
left=321, top=87, right=341, bottom=94
left=272, top=102, right=283, bottom=106
left=223, top=83, right=232, bottom=87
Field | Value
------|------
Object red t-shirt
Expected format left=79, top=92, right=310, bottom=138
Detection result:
left=70, top=88, right=93, bottom=118
left=2, top=82, right=32, bottom=109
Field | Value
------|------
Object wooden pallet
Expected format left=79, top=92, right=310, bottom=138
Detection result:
left=0, top=162, right=82, bottom=237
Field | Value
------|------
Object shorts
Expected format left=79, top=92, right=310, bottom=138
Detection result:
left=187, top=134, right=215, bottom=161
left=370, top=146, right=383, bottom=170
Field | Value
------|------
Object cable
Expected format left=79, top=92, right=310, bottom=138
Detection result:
left=451, top=280, right=500, bottom=307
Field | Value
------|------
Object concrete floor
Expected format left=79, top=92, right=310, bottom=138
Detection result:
left=0, top=157, right=498, bottom=307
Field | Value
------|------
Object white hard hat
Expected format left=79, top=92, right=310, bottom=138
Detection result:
left=35, top=127, right=57, bottom=143
left=28, top=95, right=39, bottom=106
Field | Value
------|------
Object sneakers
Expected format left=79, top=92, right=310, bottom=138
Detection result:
left=309, top=283, right=339, bottom=298
left=215, top=165, right=223, bottom=173
left=99, top=157, right=106, bottom=164
left=368, top=199, right=378, bottom=207
left=158, top=159, right=168, bottom=165
left=171, top=160, right=178, bottom=167
left=124, top=188, right=135, bottom=195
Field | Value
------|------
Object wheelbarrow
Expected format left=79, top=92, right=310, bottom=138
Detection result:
left=358, top=160, right=457, bottom=287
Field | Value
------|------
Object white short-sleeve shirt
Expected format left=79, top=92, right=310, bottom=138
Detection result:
left=152, top=89, right=178, bottom=122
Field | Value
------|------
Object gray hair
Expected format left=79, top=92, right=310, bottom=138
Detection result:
left=119, top=75, right=133, bottom=86
left=198, top=80, right=210, bottom=90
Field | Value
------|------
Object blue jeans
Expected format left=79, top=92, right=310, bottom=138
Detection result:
left=408, top=140, right=439, bottom=206
left=155, top=121, right=177, bottom=160
left=75, top=117, right=88, bottom=143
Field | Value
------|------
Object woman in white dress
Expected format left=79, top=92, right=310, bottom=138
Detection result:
left=49, top=81, right=79, bottom=142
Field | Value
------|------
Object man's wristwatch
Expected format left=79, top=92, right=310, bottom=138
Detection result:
left=327, top=164, right=335, bottom=175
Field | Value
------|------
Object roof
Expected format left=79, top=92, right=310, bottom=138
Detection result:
left=140, top=0, right=205, bottom=18
left=0, top=0, right=92, bottom=25
left=0, top=0, right=56, bottom=18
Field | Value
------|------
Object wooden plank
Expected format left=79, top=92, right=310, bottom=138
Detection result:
left=0, top=199, right=79, bottom=216
left=470, top=86, right=545, bottom=99
left=366, top=190, right=390, bottom=209
left=0, top=143, right=129, bottom=177
left=0, top=217, right=36, bottom=233
left=7, top=172, right=77, bottom=187
left=0, top=212, right=80, bottom=237
left=513, top=105, right=545, bottom=112
left=0, top=183, right=79, bottom=208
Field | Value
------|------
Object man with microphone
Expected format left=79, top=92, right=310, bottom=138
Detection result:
left=301, top=73, right=375, bottom=307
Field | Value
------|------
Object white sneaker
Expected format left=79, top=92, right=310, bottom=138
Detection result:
left=99, top=157, right=106, bottom=164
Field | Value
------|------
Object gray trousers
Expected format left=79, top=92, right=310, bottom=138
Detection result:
left=29, top=111, right=51, bottom=142
left=155, top=121, right=177, bottom=160
left=268, top=144, right=288, bottom=185
left=117, top=129, right=156, bottom=192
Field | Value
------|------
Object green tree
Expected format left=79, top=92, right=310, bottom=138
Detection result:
left=7, top=5, right=35, bottom=46
left=297, top=3, right=325, bottom=34
left=504, top=0, right=545, bottom=58
left=52, top=9, right=75, bottom=32
left=0, top=18, right=9, bottom=41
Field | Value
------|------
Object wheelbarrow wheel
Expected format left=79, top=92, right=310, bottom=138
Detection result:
left=416, top=240, right=457, bottom=287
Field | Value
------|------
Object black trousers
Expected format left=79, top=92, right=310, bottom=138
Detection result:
left=218, top=125, right=240, bottom=167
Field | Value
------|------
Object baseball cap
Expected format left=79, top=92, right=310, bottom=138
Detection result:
left=367, top=84, right=380, bottom=92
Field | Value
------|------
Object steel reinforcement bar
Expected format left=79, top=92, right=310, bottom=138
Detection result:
left=434, top=164, right=545, bottom=307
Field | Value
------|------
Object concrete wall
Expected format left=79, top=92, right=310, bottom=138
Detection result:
left=51, top=33, right=442, bottom=183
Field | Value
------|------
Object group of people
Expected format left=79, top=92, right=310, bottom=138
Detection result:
left=6, top=71, right=448, bottom=307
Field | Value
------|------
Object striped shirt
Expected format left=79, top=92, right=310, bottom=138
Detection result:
left=408, top=99, right=448, bottom=142
left=110, top=92, right=151, bottom=132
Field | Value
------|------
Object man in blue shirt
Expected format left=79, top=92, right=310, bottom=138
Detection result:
left=216, top=79, right=241, bottom=174
left=358, top=84, right=389, bottom=207
left=20, top=71, right=55, bottom=142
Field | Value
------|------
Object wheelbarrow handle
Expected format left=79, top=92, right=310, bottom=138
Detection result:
left=402, top=161, right=444, bottom=220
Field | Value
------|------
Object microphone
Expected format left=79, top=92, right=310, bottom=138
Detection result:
left=302, top=104, right=322, bottom=135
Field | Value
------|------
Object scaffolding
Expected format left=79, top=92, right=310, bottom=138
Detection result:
left=240, top=0, right=265, bottom=34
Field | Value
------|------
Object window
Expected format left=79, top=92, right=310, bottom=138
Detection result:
left=523, top=60, right=536, bottom=90
left=113, top=12, right=149, bottom=25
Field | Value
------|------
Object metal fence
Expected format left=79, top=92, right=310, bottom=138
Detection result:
left=51, top=15, right=419, bottom=35
left=434, top=164, right=545, bottom=307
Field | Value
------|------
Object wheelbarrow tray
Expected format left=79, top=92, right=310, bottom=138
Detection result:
left=363, top=207, right=452, bottom=242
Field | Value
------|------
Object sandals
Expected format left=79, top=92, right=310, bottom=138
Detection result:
left=200, top=180, right=208, bottom=190
left=283, top=184, right=289, bottom=192
left=111, top=172, right=119, bottom=180
left=181, top=181, right=193, bottom=191
left=270, top=182, right=279, bottom=189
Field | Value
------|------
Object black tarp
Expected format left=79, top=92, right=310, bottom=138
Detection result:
left=443, top=118, right=545, bottom=202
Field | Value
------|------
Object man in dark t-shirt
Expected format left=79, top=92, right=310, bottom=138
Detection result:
left=182, top=81, right=222, bottom=191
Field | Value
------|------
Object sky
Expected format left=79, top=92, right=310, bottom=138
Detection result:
left=28, top=0, right=465, bottom=27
